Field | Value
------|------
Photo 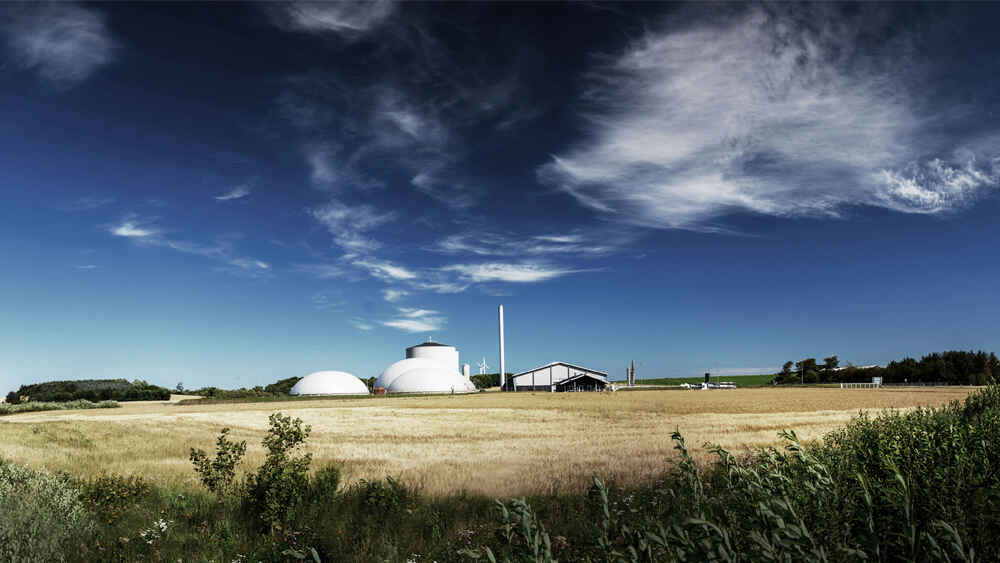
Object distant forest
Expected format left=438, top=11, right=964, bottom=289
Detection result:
left=6, top=379, right=171, bottom=404
left=773, top=350, right=998, bottom=385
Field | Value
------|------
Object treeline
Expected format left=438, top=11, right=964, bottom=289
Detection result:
left=188, top=376, right=305, bottom=400
left=773, top=350, right=999, bottom=385
left=469, top=372, right=514, bottom=389
left=188, top=376, right=387, bottom=400
left=5, top=379, right=170, bottom=404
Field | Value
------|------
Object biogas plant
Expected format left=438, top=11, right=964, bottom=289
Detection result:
left=291, top=339, right=476, bottom=396
left=290, top=305, right=609, bottom=396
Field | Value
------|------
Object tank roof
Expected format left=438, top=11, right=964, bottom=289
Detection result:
left=408, top=341, right=451, bottom=348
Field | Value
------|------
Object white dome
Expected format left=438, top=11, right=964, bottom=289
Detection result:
left=385, top=367, right=476, bottom=394
left=405, top=342, right=459, bottom=371
left=290, top=371, right=370, bottom=396
left=376, top=357, right=453, bottom=390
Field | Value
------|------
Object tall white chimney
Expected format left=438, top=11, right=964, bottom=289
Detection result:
left=463, top=363, right=470, bottom=379
left=499, top=304, right=505, bottom=391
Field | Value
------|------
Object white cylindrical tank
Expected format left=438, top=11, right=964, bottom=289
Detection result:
left=463, top=363, right=470, bottom=379
left=290, top=371, right=370, bottom=396
left=405, top=341, right=459, bottom=371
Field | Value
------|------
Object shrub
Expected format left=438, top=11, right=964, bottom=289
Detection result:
left=243, top=413, right=313, bottom=533
left=359, top=476, right=409, bottom=515
left=81, top=474, right=151, bottom=525
left=190, top=427, right=247, bottom=494
left=0, top=459, right=93, bottom=562
left=310, top=465, right=341, bottom=501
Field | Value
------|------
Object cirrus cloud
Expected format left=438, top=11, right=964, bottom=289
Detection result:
left=2, top=2, right=117, bottom=88
left=540, top=5, right=1000, bottom=231
left=441, top=262, right=588, bottom=283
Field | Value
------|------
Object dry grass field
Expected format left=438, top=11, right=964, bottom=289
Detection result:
left=0, top=387, right=975, bottom=497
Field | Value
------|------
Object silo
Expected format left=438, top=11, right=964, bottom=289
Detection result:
left=405, top=341, right=459, bottom=371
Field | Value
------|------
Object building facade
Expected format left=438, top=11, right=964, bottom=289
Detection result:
left=504, top=362, right=608, bottom=392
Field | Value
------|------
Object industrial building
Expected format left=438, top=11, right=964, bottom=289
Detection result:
left=290, top=371, right=370, bottom=396
left=504, top=362, right=608, bottom=392
left=375, top=340, right=477, bottom=394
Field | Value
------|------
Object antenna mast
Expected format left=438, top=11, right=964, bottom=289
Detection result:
left=499, top=305, right=505, bottom=391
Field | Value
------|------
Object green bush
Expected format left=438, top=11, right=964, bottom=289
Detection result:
left=82, top=474, right=151, bottom=525
left=243, top=413, right=314, bottom=533
left=359, top=476, right=409, bottom=515
left=310, top=465, right=341, bottom=500
left=190, top=427, right=247, bottom=494
left=0, top=459, right=93, bottom=562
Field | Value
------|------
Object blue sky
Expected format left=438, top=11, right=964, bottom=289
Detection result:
left=2, top=2, right=1000, bottom=393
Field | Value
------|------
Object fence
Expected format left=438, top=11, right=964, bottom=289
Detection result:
left=840, top=382, right=881, bottom=389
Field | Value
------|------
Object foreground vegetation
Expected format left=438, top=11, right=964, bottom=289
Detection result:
left=0, top=399, right=119, bottom=416
left=3, top=385, right=999, bottom=561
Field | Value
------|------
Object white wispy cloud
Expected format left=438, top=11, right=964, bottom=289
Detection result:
left=2, top=2, right=117, bottom=88
left=441, top=262, right=587, bottom=283
left=874, top=154, right=1000, bottom=214
left=75, top=264, right=98, bottom=271
left=227, top=258, right=270, bottom=271
left=304, top=143, right=340, bottom=188
left=352, top=258, right=417, bottom=281
left=410, top=171, right=484, bottom=210
left=110, top=220, right=158, bottom=238
left=214, top=185, right=251, bottom=201
left=107, top=217, right=270, bottom=278
left=382, top=288, right=408, bottom=302
left=381, top=307, right=446, bottom=333
left=350, top=317, right=375, bottom=331
left=268, top=1, right=396, bottom=36
left=433, top=231, right=622, bottom=257
left=310, top=199, right=395, bottom=252
left=540, top=6, right=1000, bottom=231
left=278, top=72, right=497, bottom=210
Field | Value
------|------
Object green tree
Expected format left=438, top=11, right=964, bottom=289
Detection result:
left=823, top=356, right=839, bottom=371
left=795, top=359, right=818, bottom=383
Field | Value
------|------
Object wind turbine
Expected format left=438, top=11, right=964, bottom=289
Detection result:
left=477, top=357, right=489, bottom=375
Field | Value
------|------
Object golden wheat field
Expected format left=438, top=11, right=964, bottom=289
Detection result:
left=0, top=387, right=975, bottom=497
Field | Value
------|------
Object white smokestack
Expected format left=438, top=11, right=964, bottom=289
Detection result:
left=499, top=304, right=505, bottom=391
left=463, top=363, right=470, bottom=379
